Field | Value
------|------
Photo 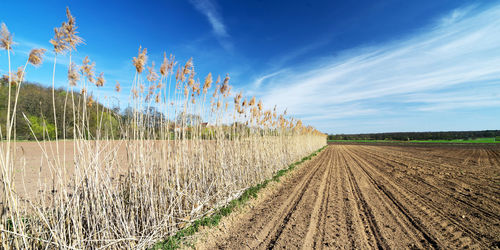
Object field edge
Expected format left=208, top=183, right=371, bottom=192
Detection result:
left=151, top=145, right=328, bottom=250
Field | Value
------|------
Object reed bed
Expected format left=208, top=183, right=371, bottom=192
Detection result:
left=0, top=8, right=326, bottom=249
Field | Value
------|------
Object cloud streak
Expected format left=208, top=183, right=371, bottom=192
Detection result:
left=252, top=69, right=287, bottom=88
left=253, top=4, right=500, bottom=133
left=189, top=0, right=232, bottom=51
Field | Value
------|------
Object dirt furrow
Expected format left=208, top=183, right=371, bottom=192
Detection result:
left=485, top=149, right=500, bottom=168
left=342, top=151, right=390, bottom=249
left=195, top=144, right=500, bottom=249
left=300, top=149, right=332, bottom=249
left=263, top=149, right=331, bottom=249
left=348, top=145, right=498, bottom=248
left=204, top=148, right=330, bottom=249
left=356, top=145, right=500, bottom=220
left=342, top=145, right=440, bottom=249
left=356, top=145, right=500, bottom=204
left=320, top=148, right=359, bottom=248
left=344, top=146, right=444, bottom=248
left=316, top=154, right=333, bottom=248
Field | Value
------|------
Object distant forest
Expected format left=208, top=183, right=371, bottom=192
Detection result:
left=1, top=79, right=228, bottom=141
left=328, top=130, right=500, bottom=141
left=0, top=79, right=121, bottom=140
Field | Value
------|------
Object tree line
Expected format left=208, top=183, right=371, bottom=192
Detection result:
left=0, top=79, right=239, bottom=141
left=328, top=130, right=500, bottom=141
left=0, top=79, right=121, bottom=140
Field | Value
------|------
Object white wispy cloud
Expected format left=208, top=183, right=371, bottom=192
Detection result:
left=252, top=4, right=500, bottom=133
left=189, top=0, right=233, bottom=51
left=252, top=69, right=287, bottom=88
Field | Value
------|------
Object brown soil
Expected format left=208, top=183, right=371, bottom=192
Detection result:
left=196, top=145, right=500, bottom=249
left=3, top=141, right=129, bottom=199
left=5, top=140, right=199, bottom=199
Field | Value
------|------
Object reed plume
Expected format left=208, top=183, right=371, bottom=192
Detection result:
left=147, top=62, right=159, bottom=82
left=249, top=96, right=255, bottom=106
left=133, top=46, right=148, bottom=73
left=160, top=52, right=168, bottom=76
left=0, top=23, right=13, bottom=50
left=28, top=48, right=47, bottom=66
left=96, top=72, right=105, bottom=87
left=68, top=63, right=79, bottom=86
left=81, top=56, right=95, bottom=83
left=50, top=27, right=68, bottom=54
left=62, top=7, right=83, bottom=51
left=115, top=81, right=121, bottom=92
left=13, top=67, right=23, bottom=84
left=203, top=73, right=212, bottom=94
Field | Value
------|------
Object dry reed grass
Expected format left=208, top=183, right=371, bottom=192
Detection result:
left=0, top=8, right=326, bottom=249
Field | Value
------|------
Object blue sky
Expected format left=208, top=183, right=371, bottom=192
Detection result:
left=1, top=0, right=499, bottom=134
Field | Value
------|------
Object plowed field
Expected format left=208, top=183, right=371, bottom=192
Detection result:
left=201, top=144, right=500, bottom=249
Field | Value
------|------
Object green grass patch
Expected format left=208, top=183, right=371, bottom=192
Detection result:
left=152, top=145, right=328, bottom=250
